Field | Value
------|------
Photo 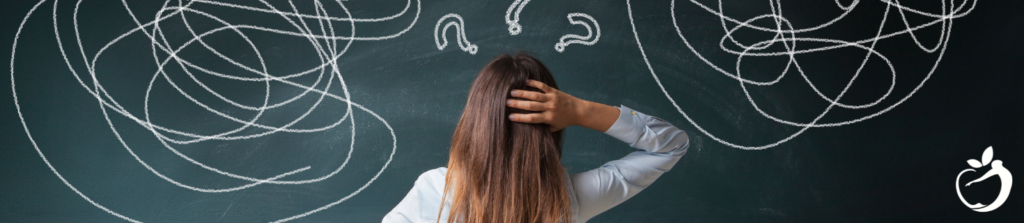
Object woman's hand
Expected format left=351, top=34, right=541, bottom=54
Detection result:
left=507, top=80, right=619, bottom=132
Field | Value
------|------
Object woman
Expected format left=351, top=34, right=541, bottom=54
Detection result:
left=383, top=53, right=689, bottom=223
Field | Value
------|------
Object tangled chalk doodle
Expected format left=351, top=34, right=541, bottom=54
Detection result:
left=628, top=0, right=976, bottom=150
left=10, top=0, right=421, bottom=221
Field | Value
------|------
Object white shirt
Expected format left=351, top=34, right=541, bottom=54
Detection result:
left=383, top=106, right=690, bottom=223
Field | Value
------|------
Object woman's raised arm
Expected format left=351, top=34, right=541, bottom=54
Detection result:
left=507, top=80, right=690, bottom=222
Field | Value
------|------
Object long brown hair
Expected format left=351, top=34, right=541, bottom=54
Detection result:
left=440, top=53, right=571, bottom=223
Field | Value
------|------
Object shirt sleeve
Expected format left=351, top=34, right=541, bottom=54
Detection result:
left=571, top=105, right=690, bottom=222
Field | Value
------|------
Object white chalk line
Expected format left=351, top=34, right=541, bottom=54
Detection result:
left=143, top=4, right=351, bottom=141
left=505, top=0, right=530, bottom=35
left=105, top=0, right=352, bottom=179
left=189, top=0, right=422, bottom=41
left=434, top=13, right=478, bottom=55
left=12, top=2, right=142, bottom=222
left=131, top=0, right=354, bottom=188
left=554, top=13, right=600, bottom=53
left=193, top=0, right=410, bottom=23
left=63, top=0, right=347, bottom=187
left=13, top=0, right=408, bottom=221
left=66, top=0, right=376, bottom=217
left=686, top=0, right=970, bottom=125
left=626, top=0, right=973, bottom=150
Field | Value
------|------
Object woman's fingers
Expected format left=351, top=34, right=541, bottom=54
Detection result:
left=510, top=90, right=548, bottom=101
left=508, top=113, right=546, bottom=123
left=507, top=99, right=546, bottom=111
left=508, top=80, right=562, bottom=126
left=526, top=80, right=554, bottom=93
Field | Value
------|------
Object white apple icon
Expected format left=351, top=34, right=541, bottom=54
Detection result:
left=956, top=146, right=1013, bottom=212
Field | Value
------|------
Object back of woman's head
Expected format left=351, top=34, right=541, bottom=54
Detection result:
left=441, top=53, right=571, bottom=223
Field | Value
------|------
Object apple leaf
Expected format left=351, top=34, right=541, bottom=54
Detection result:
left=982, top=146, right=994, bottom=166
left=967, top=159, right=982, bottom=168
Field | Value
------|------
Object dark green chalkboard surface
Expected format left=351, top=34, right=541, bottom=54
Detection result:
left=2, top=0, right=1021, bottom=222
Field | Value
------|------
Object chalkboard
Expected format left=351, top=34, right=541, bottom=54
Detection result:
left=1, top=0, right=1021, bottom=222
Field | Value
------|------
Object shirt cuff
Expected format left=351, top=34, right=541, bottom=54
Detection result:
left=603, top=105, right=643, bottom=146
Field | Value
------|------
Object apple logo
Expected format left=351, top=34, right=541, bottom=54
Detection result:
left=956, top=146, right=1013, bottom=212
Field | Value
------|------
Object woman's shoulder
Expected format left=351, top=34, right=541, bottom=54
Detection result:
left=413, top=167, right=450, bottom=219
left=417, top=167, right=447, bottom=183
left=413, top=167, right=448, bottom=197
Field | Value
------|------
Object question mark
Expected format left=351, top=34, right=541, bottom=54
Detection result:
left=434, top=13, right=478, bottom=55
left=554, top=13, right=600, bottom=53
left=505, top=0, right=531, bottom=35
